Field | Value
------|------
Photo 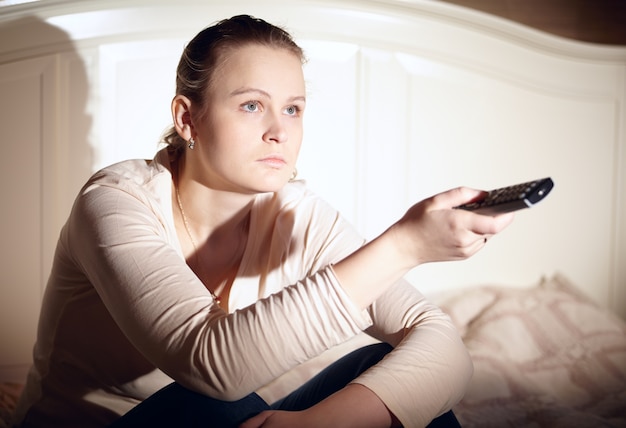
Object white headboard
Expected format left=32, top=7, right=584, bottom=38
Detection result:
left=1, top=0, right=625, bottom=378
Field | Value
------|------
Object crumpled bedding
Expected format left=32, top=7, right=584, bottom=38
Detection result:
left=439, top=273, right=626, bottom=428
left=0, top=383, right=22, bottom=428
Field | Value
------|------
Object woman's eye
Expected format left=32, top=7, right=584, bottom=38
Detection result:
left=284, top=105, right=300, bottom=116
left=242, top=101, right=259, bottom=112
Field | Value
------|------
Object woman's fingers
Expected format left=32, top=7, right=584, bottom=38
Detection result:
left=432, top=186, right=516, bottom=236
left=429, top=186, right=487, bottom=210
left=396, top=187, right=516, bottom=265
left=468, top=211, right=515, bottom=236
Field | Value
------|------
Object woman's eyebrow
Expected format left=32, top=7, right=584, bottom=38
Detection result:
left=230, top=87, right=270, bottom=98
left=290, top=95, right=306, bottom=104
left=230, top=87, right=306, bottom=103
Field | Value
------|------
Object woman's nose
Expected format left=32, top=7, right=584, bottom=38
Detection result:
left=263, top=111, right=288, bottom=144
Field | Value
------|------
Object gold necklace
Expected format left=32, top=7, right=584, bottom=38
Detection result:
left=175, top=187, right=222, bottom=304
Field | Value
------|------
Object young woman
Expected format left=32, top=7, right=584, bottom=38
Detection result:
left=13, top=15, right=513, bottom=428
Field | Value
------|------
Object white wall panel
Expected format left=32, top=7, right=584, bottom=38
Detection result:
left=94, top=39, right=183, bottom=171
left=357, top=49, right=412, bottom=238
left=0, top=56, right=55, bottom=368
left=298, top=40, right=361, bottom=227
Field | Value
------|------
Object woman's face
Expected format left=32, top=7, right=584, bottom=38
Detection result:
left=191, top=43, right=306, bottom=194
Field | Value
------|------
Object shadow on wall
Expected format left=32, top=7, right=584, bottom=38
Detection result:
left=0, top=13, right=93, bottom=202
left=0, top=15, right=93, bottom=377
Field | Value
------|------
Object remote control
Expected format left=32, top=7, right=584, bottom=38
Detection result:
left=455, top=177, right=554, bottom=215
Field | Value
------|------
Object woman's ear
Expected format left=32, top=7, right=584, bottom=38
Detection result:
left=171, top=95, right=194, bottom=140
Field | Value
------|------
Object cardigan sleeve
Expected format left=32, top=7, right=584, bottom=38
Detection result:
left=66, top=181, right=372, bottom=401
left=354, top=279, right=474, bottom=428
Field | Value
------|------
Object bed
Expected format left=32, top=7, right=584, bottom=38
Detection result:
left=0, top=0, right=625, bottom=426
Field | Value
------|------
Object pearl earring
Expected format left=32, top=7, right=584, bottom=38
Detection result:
left=188, top=137, right=195, bottom=150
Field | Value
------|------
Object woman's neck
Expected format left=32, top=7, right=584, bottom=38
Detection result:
left=173, top=152, right=255, bottom=241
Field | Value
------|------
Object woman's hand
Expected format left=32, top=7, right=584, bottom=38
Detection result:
left=239, top=384, right=400, bottom=428
left=391, top=186, right=515, bottom=266
left=333, top=186, right=514, bottom=309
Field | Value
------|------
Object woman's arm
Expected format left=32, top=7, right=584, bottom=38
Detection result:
left=242, top=280, right=473, bottom=428
left=70, top=183, right=372, bottom=401
left=240, top=383, right=400, bottom=428
left=238, top=188, right=485, bottom=428
left=355, top=279, right=473, bottom=427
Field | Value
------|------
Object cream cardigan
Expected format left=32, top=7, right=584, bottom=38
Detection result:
left=14, top=149, right=472, bottom=428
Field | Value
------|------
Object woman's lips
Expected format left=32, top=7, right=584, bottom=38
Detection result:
left=258, top=155, right=286, bottom=168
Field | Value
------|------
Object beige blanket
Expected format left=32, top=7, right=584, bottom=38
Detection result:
left=440, top=274, right=626, bottom=428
